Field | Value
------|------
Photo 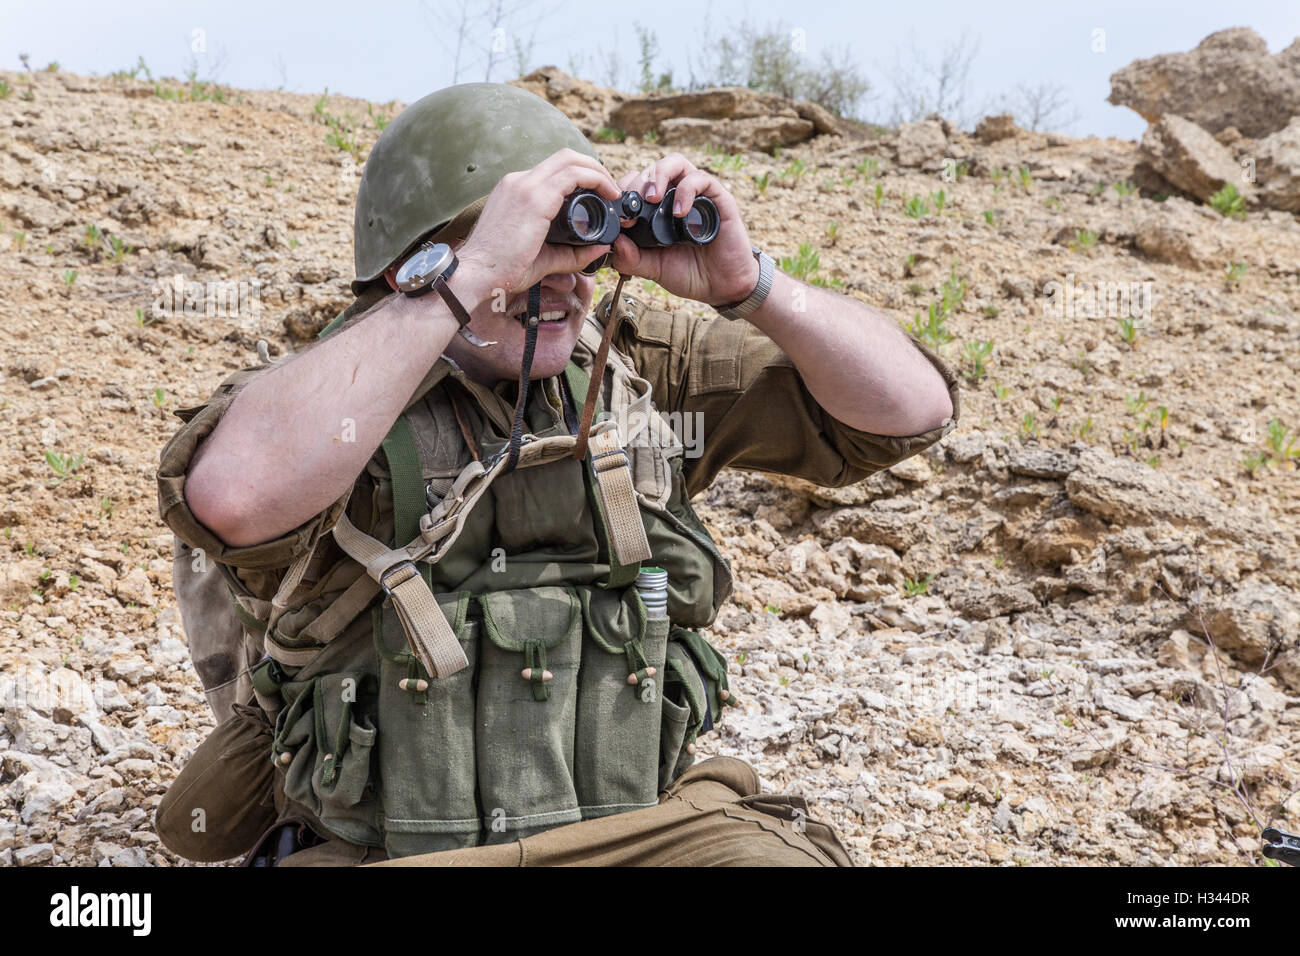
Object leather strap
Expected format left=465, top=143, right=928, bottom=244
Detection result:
left=432, top=270, right=474, bottom=329
left=574, top=272, right=630, bottom=462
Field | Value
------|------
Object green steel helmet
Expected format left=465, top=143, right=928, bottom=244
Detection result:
left=352, top=82, right=600, bottom=288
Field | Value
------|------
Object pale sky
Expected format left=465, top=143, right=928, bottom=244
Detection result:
left=2, top=0, right=1297, bottom=140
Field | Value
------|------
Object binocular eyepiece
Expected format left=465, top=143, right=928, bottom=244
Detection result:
left=547, top=186, right=719, bottom=274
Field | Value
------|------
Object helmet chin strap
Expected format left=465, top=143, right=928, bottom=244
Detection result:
left=502, top=280, right=542, bottom=474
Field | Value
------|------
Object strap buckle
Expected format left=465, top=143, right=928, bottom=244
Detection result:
left=379, top=560, right=418, bottom=597
left=590, top=446, right=630, bottom=471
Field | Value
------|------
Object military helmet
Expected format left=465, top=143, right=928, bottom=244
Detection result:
left=353, top=82, right=600, bottom=289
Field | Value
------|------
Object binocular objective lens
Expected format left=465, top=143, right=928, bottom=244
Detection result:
left=570, top=195, right=607, bottom=241
left=683, top=202, right=718, bottom=243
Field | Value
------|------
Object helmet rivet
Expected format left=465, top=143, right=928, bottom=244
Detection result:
left=466, top=163, right=477, bottom=172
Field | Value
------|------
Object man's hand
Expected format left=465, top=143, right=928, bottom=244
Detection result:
left=610, top=153, right=760, bottom=307
left=458, top=147, right=620, bottom=297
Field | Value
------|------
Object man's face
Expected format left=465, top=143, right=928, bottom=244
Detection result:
left=389, top=239, right=596, bottom=386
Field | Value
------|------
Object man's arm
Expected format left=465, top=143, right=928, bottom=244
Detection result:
left=184, top=279, right=479, bottom=548
left=742, top=270, right=954, bottom=436
left=609, top=153, right=952, bottom=437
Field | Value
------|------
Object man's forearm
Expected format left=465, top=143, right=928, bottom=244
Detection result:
left=744, top=271, right=954, bottom=436
left=186, top=273, right=490, bottom=548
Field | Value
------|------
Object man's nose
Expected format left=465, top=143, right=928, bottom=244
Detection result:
left=542, top=271, right=577, bottom=296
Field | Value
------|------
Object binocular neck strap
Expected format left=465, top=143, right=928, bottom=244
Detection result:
left=573, top=271, right=631, bottom=462
left=503, top=281, right=543, bottom=474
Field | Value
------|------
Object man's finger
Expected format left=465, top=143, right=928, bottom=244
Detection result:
left=668, top=169, right=718, bottom=217
left=641, top=153, right=695, bottom=202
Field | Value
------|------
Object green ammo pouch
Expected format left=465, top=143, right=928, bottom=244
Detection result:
left=476, top=585, right=584, bottom=843
left=374, top=591, right=480, bottom=858
left=660, top=627, right=737, bottom=791
left=270, top=671, right=381, bottom=847
left=573, top=584, right=668, bottom=819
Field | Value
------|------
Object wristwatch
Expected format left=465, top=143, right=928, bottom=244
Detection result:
left=395, top=242, right=473, bottom=329
left=714, top=246, right=775, bottom=321
left=396, top=241, right=495, bottom=346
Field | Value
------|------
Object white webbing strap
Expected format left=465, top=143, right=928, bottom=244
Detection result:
left=330, top=512, right=469, bottom=679
left=587, top=427, right=652, bottom=567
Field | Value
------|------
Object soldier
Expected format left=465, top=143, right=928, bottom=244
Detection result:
left=154, top=83, right=959, bottom=866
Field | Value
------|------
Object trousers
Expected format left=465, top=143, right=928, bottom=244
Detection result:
left=156, top=702, right=853, bottom=867
left=279, top=756, right=854, bottom=867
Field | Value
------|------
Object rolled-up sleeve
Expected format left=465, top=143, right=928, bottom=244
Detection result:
left=612, top=296, right=961, bottom=499
left=156, top=365, right=351, bottom=572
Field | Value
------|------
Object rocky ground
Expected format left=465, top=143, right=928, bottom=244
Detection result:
left=1, top=40, right=1298, bottom=866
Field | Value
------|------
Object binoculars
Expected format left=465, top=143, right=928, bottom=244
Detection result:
left=547, top=187, right=719, bottom=274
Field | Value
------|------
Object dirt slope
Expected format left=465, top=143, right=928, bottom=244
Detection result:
left=1, top=67, right=1297, bottom=866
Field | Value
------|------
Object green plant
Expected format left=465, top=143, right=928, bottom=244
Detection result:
left=939, top=263, right=966, bottom=316
left=1116, top=316, right=1142, bottom=347
left=736, top=651, right=748, bottom=666
left=151, top=387, right=166, bottom=409
left=1242, top=452, right=1268, bottom=476
left=1208, top=183, right=1246, bottom=219
left=1048, top=394, right=1063, bottom=413
left=1043, top=196, right=1063, bottom=212
left=62, top=269, right=77, bottom=287
left=0, top=81, right=11, bottom=99
left=67, top=574, right=80, bottom=592
left=907, top=301, right=954, bottom=350
left=44, top=450, right=85, bottom=486
left=962, top=340, right=993, bottom=383
left=13, top=230, right=25, bottom=250
left=82, top=223, right=102, bottom=252
left=854, top=157, right=879, bottom=178
left=1264, top=419, right=1299, bottom=465
left=824, top=221, right=841, bottom=245
left=1224, top=261, right=1247, bottom=288
left=1074, top=417, right=1095, bottom=441
left=643, top=129, right=659, bottom=144
left=753, top=171, right=771, bottom=196
left=903, top=574, right=934, bottom=596
left=903, top=195, right=930, bottom=219
left=1125, top=391, right=1150, bottom=416
left=930, top=189, right=949, bottom=213
left=1113, top=181, right=1137, bottom=197
left=109, top=235, right=132, bottom=263
left=45, top=61, right=59, bottom=72
left=1017, top=166, right=1033, bottom=190
left=778, top=242, right=843, bottom=289
left=982, top=304, right=999, bottom=318
left=1020, top=413, right=1039, bottom=438
left=782, top=158, right=808, bottom=184
left=100, top=497, right=115, bottom=519
left=982, top=209, right=997, bottom=228
left=992, top=381, right=1011, bottom=401
left=763, top=603, right=782, bottom=616
left=872, top=181, right=883, bottom=211
left=1070, top=228, right=1099, bottom=252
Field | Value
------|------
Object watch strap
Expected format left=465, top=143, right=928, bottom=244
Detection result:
left=431, top=266, right=474, bottom=330
left=715, top=246, right=775, bottom=321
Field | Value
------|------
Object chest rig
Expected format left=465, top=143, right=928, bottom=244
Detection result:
left=240, top=292, right=738, bottom=856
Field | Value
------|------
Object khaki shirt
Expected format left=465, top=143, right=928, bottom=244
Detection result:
left=156, top=290, right=960, bottom=601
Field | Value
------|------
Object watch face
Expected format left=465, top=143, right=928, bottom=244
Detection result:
left=396, top=243, right=454, bottom=293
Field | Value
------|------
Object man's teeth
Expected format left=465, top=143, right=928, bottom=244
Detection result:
left=515, top=310, right=567, bottom=323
